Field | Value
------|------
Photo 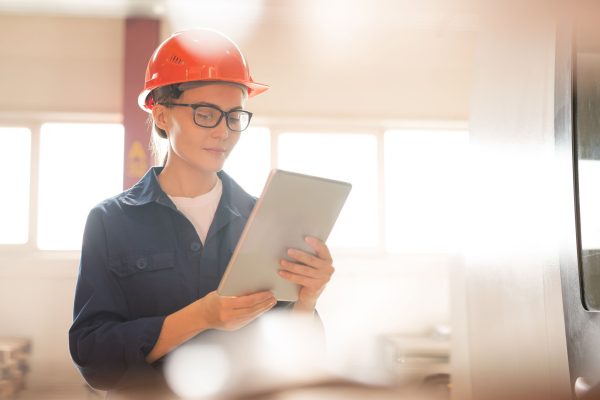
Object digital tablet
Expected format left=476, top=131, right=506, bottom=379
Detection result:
left=217, top=169, right=352, bottom=301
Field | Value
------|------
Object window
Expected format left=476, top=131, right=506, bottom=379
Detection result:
left=224, top=127, right=271, bottom=197
left=37, top=123, right=124, bottom=250
left=384, top=129, right=469, bottom=253
left=278, top=132, right=378, bottom=249
left=1, top=119, right=468, bottom=257
left=0, top=128, right=31, bottom=244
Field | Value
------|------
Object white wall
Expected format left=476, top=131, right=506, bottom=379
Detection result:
left=0, top=7, right=473, bottom=391
left=0, top=258, right=81, bottom=388
left=0, top=15, right=123, bottom=115
left=0, top=10, right=474, bottom=119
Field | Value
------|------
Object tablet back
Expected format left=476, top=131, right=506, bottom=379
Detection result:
left=217, top=169, right=352, bottom=301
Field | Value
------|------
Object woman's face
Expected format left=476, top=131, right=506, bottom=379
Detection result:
left=154, top=83, right=246, bottom=174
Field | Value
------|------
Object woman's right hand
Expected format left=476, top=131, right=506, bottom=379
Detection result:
left=196, top=290, right=277, bottom=331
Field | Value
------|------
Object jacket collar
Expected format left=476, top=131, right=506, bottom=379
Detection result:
left=119, top=167, right=167, bottom=207
left=119, top=167, right=255, bottom=221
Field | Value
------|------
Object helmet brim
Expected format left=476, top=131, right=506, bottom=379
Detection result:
left=138, top=80, right=270, bottom=112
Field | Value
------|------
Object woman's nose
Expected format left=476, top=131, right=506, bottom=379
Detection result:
left=211, top=117, right=230, bottom=139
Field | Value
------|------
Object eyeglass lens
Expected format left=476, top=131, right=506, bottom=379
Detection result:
left=193, top=106, right=250, bottom=131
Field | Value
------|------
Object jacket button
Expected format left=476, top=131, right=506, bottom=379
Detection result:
left=136, top=257, right=148, bottom=270
left=190, top=242, right=201, bottom=252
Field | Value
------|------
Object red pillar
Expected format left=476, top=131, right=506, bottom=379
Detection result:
left=123, top=18, right=160, bottom=190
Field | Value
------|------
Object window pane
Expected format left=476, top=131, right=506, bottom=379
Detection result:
left=38, top=123, right=124, bottom=250
left=278, top=133, right=378, bottom=249
left=385, top=129, right=469, bottom=253
left=224, top=127, right=271, bottom=197
left=0, top=128, right=31, bottom=244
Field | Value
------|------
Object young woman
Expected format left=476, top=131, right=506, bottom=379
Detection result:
left=69, top=29, right=335, bottom=393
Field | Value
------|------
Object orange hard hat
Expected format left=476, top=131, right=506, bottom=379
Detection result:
left=138, top=28, right=269, bottom=112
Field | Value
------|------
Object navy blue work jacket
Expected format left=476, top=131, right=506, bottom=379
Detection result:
left=69, top=167, right=294, bottom=391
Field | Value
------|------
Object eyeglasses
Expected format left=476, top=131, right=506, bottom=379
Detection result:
left=160, top=103, right=253, bottom=132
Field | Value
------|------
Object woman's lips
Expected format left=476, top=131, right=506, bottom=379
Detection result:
left=205, top=147, right=226, bottom=154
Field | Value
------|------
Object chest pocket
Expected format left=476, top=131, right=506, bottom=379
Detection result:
left=108, top=251, right=188, bottom=318
left=109, top=252, right=175, bottom=277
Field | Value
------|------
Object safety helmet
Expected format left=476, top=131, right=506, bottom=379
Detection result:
left=138, top=28, right=269, bottom=112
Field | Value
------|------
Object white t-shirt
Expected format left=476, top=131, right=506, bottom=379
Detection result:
left=168, top=178, right=223, bottom=245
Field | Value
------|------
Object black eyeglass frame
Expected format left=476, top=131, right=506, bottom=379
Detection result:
left=159, top=102, right=253, bottom=132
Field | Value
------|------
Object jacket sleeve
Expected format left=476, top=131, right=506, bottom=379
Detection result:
left=273, top=301, right=326, bottom=338
left=68, top=208, right=166, bottom=390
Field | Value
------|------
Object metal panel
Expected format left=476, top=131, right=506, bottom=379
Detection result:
left=452, top=3, right=571, bottom=399
left=555, top=2, right=600, bottom=395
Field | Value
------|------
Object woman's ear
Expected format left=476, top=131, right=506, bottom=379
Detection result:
left=152, top=105, right=169, bottom=133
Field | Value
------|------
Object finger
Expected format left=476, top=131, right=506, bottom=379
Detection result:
left=305, top=236, right=333, bottom=263
left=231, top=295, right=276, bottom=317
left=224, top=291, right=274, bottom=309
left=249, top=297, right=277, bottom=315
left=279, top=259, right=332, bottom=279
left=242, top=290, right=274, bottom=302
left=286, top=248, right=329, bottom=270
left=233, top=293, right=276, bottom=311
left=219, top=290, right=272, bottom=301
left=278, top=270, right=322, bottom=289
left=229, top=304, right=274, bottom=329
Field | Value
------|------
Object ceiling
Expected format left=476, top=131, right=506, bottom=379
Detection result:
left=0, top=0, right=479, bottom=32
left=0, top=0, right=163, bottom=17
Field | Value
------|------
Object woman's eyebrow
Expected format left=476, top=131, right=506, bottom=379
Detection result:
left=190, top=101, right=244, bottom=111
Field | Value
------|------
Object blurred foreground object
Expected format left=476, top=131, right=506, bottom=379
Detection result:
left=379, top=327, right=450, bottom=390
left=108, top=312, right=449, bottom=399
left=164, top=311, right=326, bottom=399
left=158, top=312, right=448, bottom=400
left=0, top=338, right=31, bottom=399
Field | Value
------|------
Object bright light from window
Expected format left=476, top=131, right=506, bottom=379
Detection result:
left=224, top=127, right=271, bottom=197
left=38, top=123, right=124, bottom=250
left=278, top=133, right=378, bottom=249
left=385, top=129, right=469, bottom=253
left=0, top=128, right=31, bottom=244
left=578, top=160, right=600, bottom=250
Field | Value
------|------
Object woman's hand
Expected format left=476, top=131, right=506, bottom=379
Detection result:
left=278, top=236, right=335, bottom=312
left=146, top=290, right=276, bottom=363
left=197, top=290, right=277, bottom=331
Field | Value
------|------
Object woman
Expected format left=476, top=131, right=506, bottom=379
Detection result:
left=69, top=29, right=334, bottom=393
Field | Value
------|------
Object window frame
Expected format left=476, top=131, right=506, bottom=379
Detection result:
left=253, top=116, right=469, bottom=257
left=0, top=112, right=468, bottom=264
left=0, top=125, right=33, bottom=247
left=0, top=112, right=121, bottom=260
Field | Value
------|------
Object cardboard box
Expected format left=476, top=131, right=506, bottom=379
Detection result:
left=0, top=379, right=16, bottom=399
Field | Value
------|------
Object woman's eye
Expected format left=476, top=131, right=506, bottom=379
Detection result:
left=196, top=110, right=214, bottom=121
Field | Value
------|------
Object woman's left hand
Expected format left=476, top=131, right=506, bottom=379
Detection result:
left=278, top=236, right=335, bottom=312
